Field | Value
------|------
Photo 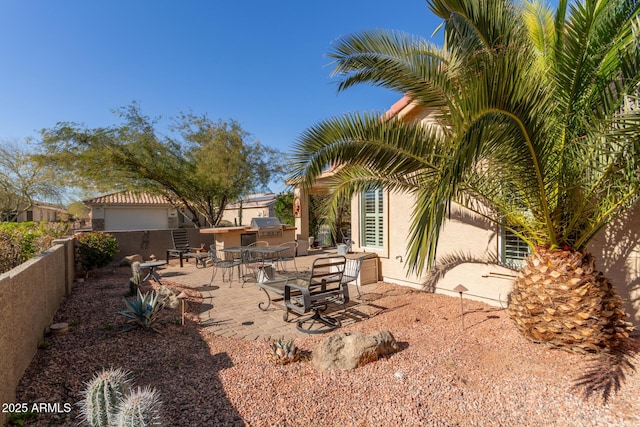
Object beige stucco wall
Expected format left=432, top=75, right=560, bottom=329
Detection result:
left=106, top=229, right=216, bottom=263
left=207, top=227, right=297, bottom=249
left=16, top=206, right=62, bottom=222
left=0, top=238, right=74, bottom=425
left=351, top=190, right=515, bottom=307
left=221, top=206, right=274, bottom=226
left=588, top=201, right=640, bottom=327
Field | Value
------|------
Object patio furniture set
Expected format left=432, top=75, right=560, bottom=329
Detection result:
left=150, top=229, right=365, bottom=333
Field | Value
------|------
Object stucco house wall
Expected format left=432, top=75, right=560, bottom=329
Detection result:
left=350, top=189, right=515, bottom=306
left=221, top=193, right=276, bottom=226
left=587, top=201, right=640, bottom=326
left=13, top=202, right=65, bottom=223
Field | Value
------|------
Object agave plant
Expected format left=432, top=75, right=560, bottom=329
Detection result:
left=117, top=289, right=165, bottom=331
left=77, top=367, right=131, bottom=427
left=267, top=338, right=300, bottom=365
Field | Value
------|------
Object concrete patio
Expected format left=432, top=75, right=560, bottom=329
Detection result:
left=158, top=250, right=385, bottom=341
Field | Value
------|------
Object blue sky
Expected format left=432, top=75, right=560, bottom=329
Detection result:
left=0, top=0, right=443, bottom=193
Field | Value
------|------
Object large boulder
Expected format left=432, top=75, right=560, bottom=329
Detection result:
left=312, top=330, right=399, bottom=371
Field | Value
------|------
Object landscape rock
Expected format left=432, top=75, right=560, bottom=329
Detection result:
left=158, top=285, right=178, bottom=298
left=119, top=254, right=144, bottom=266
left=165, top=295, right=180, bottom=310
left=312, top=330, right=400, bottom=371
left=158, top=286, right=180, bottom=309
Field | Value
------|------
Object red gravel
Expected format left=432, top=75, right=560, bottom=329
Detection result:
left=13, top=266, right=640, bottom=426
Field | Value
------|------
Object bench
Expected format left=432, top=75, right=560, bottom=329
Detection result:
left=285, top=255, right=348, bottom=334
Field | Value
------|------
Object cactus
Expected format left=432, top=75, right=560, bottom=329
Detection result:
left=78, top=368, right=131, bottom=427
left=113, top=386, right=163, bottom=427
left=128, top=262, right=142, bottom=296
left=267, top=337, right=300, bottom=365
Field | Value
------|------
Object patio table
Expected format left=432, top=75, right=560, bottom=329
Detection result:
left=246, top=246, right=289, bottom=275
left=218, top=246, right=289, bottom=285
left=247, top=246, right=289, bottom=283
left=139, top=261, right=167, bottom=284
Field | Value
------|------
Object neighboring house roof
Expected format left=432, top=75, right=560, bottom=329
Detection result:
left=3, top=200, right=65, bottom=214
left=225, top=193, right=276, bottom=210
left=32, top=201, right=66, bottom=212
left=83, top=191, right=173, bottom=206
left=16, top=201, right=65, bottom=212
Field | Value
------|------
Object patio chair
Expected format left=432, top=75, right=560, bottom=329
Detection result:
left=242, top=240, right=268, bottom=261
left=166, top=229, right=191, bottom=267
left=241, top=241, right=272, bottom=285
left=284, top=255, right=348, bottom=334
left=208, top=245, right=238, bottom=286
left=341, top=257, right=363, bottom=298
left=277, top=241, right=298, bottom=272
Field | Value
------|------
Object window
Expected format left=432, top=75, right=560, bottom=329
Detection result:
left=1, top=212, right=17, bottom=222
left=360, top=187, right=383, bottom=248
left=500, top=227, right=530, bottom=267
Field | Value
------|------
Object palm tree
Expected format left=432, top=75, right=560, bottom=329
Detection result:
left=290, top=0, right=640, bottom=354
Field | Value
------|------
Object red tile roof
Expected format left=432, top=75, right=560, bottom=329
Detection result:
left=83, top=191, right=172, bottom=206
left=384, top=94, right=412, bottom=120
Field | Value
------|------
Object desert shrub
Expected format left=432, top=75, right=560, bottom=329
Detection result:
left=76, top=232, right=119, bottom=274
left=0, top=222, right=69, bottom=274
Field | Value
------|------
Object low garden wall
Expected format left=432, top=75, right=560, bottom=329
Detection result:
left=108, top=229, right=215, bottom=263
left=0, top=237, right=75, bottom=426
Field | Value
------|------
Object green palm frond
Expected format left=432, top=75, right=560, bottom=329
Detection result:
left=328, top=30, right=451, bottom=110
left=291, top=113, right=447, bottom=189
left=291, top=0, right=640, bottom=275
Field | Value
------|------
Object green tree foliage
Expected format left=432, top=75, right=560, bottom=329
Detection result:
left=273, top=191, right=350, bottom=243
left=0, top=222, right=69, bottom=274
left=37, top=104, right=285, bottom=227
left=0, top=141, right=63, bottom=220
left=274, top=192, right=295, bottom=225
left=66, top=200, right=90, bottom=223
left=290, top=0, right=640, bottom=368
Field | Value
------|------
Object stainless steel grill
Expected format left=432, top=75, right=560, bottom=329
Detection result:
left=250, top=217, right=283, bottom=238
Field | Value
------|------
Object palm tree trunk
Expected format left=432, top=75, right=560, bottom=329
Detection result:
left=509, top=248, right=633, bottom=354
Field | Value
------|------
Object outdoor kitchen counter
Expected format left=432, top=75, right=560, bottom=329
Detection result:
left=200, top=225, right=297, bottom=248
left=199, top=225, right=297, bottom=234
left=199, top=226, right=251, bottom=234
